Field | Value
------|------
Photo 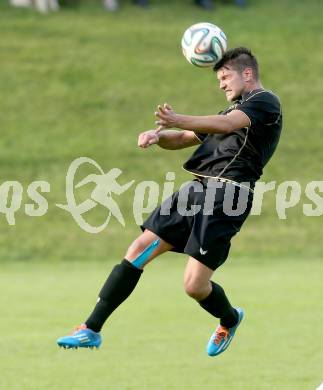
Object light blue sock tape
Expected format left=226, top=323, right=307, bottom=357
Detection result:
left=132, top=239, right=160, bottom=269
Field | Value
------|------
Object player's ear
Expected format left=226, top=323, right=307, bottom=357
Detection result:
left=242, top=68, right=253, bottom=82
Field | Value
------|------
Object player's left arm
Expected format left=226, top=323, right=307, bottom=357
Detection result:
left=155, top=103, right=251, bottom=134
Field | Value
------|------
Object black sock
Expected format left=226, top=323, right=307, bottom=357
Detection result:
left=85, top=259, right=143, bottom=332
left=199, top=281, right=239, bottom=328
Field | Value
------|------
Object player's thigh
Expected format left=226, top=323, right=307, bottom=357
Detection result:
left=125, top=229, right=173, bottom=267
left=183, top=257, right=214, bottom=299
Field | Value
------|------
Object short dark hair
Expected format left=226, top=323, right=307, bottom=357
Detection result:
left=214, top=47, right=259, bottom=80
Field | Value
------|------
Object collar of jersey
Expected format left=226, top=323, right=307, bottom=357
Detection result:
left=240, top=88, right=265, bottom=102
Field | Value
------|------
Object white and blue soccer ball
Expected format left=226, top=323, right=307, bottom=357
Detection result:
left=181, top=22, right=227, bottom=68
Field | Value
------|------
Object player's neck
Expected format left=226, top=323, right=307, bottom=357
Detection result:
left=241, top=83, right=264, bottom=100
left=245, top=81, right=263, bottom=93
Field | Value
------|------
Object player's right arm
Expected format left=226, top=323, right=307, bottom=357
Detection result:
left=138, top=129, right=200, bottom=150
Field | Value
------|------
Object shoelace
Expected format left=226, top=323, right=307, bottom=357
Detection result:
left=213, top=326, right=229, bottom=345
left=70, top=324, right=87, bottom=335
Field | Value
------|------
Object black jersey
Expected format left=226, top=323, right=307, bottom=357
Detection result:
left=183, top=89, right=282, bottom=183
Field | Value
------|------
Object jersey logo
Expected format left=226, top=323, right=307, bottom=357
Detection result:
left=199, top=248, right=208, bottom=255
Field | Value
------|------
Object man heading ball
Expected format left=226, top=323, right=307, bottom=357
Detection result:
left=57, top=47, right=282, bottom=357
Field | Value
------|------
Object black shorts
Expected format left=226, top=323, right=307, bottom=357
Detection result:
left=141, top=179, right=253, bottom=270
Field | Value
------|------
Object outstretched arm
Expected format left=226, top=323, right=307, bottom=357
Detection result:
left=155, top=103, right=251, bottom=134
left=138, top=128, right=200, bottom=150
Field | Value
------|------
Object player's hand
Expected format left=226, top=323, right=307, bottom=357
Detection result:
left=138, top=127, right=162, bottom=148
left=155, top=103, right=178, bottom=128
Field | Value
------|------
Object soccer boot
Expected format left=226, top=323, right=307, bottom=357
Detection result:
left=207, top=307, right=244, bottom=356
left=57, top=324, right=102, bottom=349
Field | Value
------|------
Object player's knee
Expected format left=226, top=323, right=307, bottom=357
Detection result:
left=184, top=278, right=206, bottom=300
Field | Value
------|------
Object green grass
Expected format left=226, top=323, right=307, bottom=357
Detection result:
left=0, top=1, right=322, bottom=389
left=0, top=257, right=322, bottom=390
left=0, top=0, right=323, bottom=260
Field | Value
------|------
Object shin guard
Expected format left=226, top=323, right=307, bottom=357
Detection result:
left=85, top=260, right=143, bottom=332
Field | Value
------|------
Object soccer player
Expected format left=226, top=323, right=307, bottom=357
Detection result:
left=57, top=47, right=282, bottom=356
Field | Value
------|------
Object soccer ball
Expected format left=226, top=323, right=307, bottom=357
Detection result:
left=181, top=22, right=227, bottom=68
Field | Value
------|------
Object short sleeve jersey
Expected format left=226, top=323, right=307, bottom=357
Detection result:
left=182, top=89, right=282, bottom=183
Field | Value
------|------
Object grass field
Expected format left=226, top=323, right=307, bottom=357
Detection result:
left=0, top=0, right=322, bottom=389
left=1, top=0, right=323, bottom=260
left=0, top=257, right=322, bottom=390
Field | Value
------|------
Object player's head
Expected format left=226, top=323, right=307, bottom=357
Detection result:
left=213, top=47, right=260, bottom=102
